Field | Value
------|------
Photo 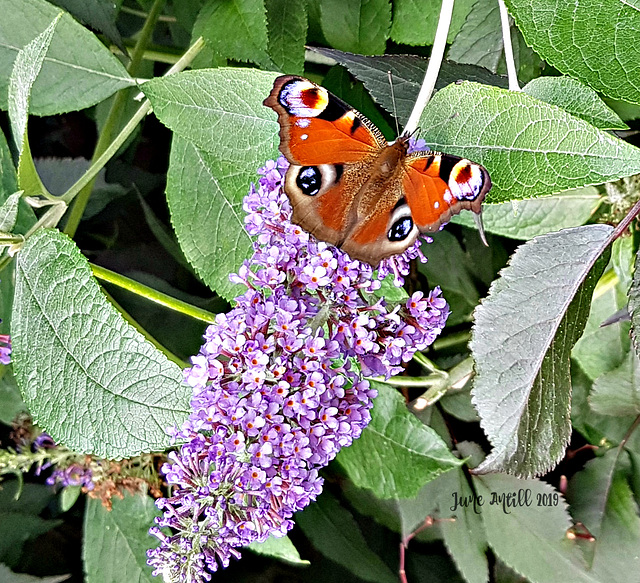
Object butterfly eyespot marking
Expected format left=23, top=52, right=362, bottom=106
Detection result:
left=296, top=166, right=322, bottom=196
left=279, top=79, right=329, bottom=117
left=388, top=216, right=414, bottom=242
left=449, top=160, right=486, bottom=200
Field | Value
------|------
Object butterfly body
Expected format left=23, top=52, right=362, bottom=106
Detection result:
left=264, top=75, right=491, bottom=266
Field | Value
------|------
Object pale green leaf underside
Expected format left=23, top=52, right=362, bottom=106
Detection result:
left=629, top=248, right=640, bottom=359
left=471, top=225, right=612, bottom=477
left=504, top=0, right=640, bottom=105
left=419, top=82, right=640, bottom=203
left=523, top=77, right=627, bottom=130
left=0, top=191, right=21, bottom=233
left=83, top=494, right=159, bottom=582
left=166, top=136, right=254, bottom=301
left=0, top=0, right=133, bottom=115
left=336, top=383, right=462, bottom=499
left=12, top=229, right=190, bottom=459
left=452, top=187, right=601, bottom=239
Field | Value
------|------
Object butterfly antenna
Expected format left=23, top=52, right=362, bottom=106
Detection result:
left=473, top=211, right=489, bottom=247
left=387, top=70, right=401, bottom=137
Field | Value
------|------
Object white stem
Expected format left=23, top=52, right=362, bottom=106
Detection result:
left=403, top=0, right=454, bottom=135
left=498, top=0, right=520, bottom=91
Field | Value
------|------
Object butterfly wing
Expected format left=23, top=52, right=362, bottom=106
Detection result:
left=264, top=75, right=387, bottom=247
left=403, top=152, right=491, bottom=233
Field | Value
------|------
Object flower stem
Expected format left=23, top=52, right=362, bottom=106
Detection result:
left=403, top=0, right=454, bottom=135
left=91, top=263, right=218, bottom=323
left=498, top=0, right=520, bottom=91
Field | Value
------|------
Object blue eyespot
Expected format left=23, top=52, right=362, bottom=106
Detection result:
left=297, top=166, right=321, bottom=196
left=388, top=217, right=413, bottom=241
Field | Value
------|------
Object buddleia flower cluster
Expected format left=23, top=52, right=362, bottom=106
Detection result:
left=147, top=156, right=450, bottom=581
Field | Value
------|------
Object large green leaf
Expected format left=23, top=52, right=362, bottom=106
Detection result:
left=390, top=0, right=475, bottom=46
left=11, top=229, right=190, bottom=459
left=475, top=473, right=599, bottom=583
left=452, top=187, right=601, bottom=240
left=319, top=0, right=390, bottom=55
left=247, top=535, right=309, bottom=566
left=504, top=0, right=640, bottom=105
left=142, top=68, right=279, bottom=165
left=0, top=0, right=133, bottom=115
left=193, top=0, right=274, bottom=68
left=83, top=493, right=159, bottom=583
left=336, top=382, right=462, bottom=499
left=296, top=491, right=397, bottom=583
left=166, top=136, right=254, bottom=301
left=471, top=225, right=612, bottom=477
left=419, top=82, right=640, bottom=203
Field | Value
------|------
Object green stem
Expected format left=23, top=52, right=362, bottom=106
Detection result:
left=432, top=330, right=471, bottom=351
left=91, top=263, right=217, bottom=323
left=371, top=374, right=447, bottom=388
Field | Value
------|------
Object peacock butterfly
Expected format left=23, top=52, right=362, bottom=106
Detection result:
left=264, top=75, right=491, bottom=266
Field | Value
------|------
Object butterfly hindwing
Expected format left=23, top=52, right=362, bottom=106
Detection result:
left=403, top=153, right=491, bottom=233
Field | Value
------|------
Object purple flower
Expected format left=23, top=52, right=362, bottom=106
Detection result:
left=0, top=334, right=11, bottom=365
left=148, top=157, right=449, bottom=580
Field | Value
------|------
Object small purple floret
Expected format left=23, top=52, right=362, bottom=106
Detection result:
left=147, top=157, right=449, bottom=580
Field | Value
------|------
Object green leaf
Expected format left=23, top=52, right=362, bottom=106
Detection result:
left=0, top=129, right=17, bottom=198
left=448, top=0, right=504, bottom=72
left=390, top=0, right=475, bottom=46
left=51, top=0, right=125, bottom=54
left=319, top=0, right=390, bottom=55
left=8, top=14, right=60, bottom=198
left=0, top=192, right=21, bottom=233
left=265, top=0, right=307, bottom=74
left=193, top=0, right=274, bottom=68
left=295, top=491, right=397, bottom=583
left=0, top=482, right=60, bottom=568
left=247, top=535, right=310, bottom=565
left=0, top=0, right=133, bottom=115
left=142, top=68, right=279, bottom=164
left=11, top=229, right=190, bottom=459
left=448, top=0, right=543, bottom=84
left=83, top=493, right=159, bottom=583
left=0, top=564, right=69, bottom=583
left=567, top=451, right=640, bottom=582
left=504, top=0, right=640, bottom=105
left=439, top=470, right=489, bottom=583
left=524, top=77, right=628, bottom=130
left=419, top=82, right=640, bottom=203
left=336, top=382, right=463, bottom=499
left=573, top=239, right=632, bottom=380
left=452, top=187, right=602, bottom=240
left=0, top=367, right=25, bottom=425
left=590, top=351, right=640, bottom=416
left=309, top=48, right=508, bottom=128
left=475, top=473, right=598, bottom=583
left=58, top=485, right=81, bottom=513
left=166, top=136, right=254, bottom=301
left=471, top=225, right=612, bottom=477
